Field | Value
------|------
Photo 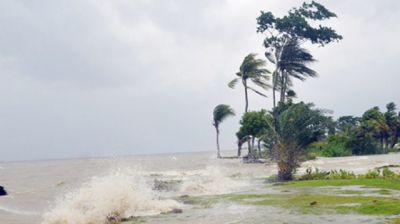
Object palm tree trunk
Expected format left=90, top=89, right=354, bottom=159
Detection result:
left=279, top=73, right=284, bottom=103
left=282, top=74, right=288, bottom=104
left=215, top=127, right=221, bottom=158
left=251, top=137, right=256, bottom=157
left=237, top=141, right=242, bottom=157
left=280, top=72, right=287, bottom=104
left=247, top=138, right=251, bottom=155
left=243, top=79, right=249, bottom=113
left=272, top=71, right=277, bottom=109
left=390, top=128, right=398, bottom=148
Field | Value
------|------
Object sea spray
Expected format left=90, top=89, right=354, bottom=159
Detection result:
left=42, top=168, right=180, bottom=224
left=179, top=166, right=249, bottom=195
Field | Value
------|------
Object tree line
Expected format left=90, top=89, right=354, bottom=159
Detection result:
left=212, top=1, right=399, bottom=181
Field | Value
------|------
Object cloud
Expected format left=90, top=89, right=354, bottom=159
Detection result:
left=0, top=0, right=399, bottom=160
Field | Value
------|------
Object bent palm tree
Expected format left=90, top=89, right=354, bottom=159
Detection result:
left=228, top=53, right=270, bottom=113
left=213, top=104, right=235, bottom=158
left=277, top=38, right=317, bottom=103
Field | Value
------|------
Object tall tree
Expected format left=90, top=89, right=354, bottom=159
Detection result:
left=228, top=53, right=270, bottom=113
left=213, top=104, right=235, bottom=158
left=277, top=38, right=317, bottom=103
left=257, top=1, right=342, bottom=108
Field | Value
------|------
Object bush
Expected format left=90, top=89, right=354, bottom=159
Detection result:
left=298, top=167, right=330, bottom=180
left=329, top=170, right=356, bottom=179
left=307, top=135, right=352, bottom=157
left=299, top=168, right=400, bottom=181
left=382, top=167, right=397, bottom=178
left=347, top=131, right=382, bottom=155
left=362, top=169, right=380, bottom=179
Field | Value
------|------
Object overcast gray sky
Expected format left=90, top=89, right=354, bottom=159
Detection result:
left=0, top=0, right=399, bottom=161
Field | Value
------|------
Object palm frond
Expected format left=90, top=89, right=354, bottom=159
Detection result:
left=228, top=78, right=239, bottom=88
left=213, top=104, right=235, bottom=125
left=278, top=38, right=317, bottom=81
left=247, top=86, right=268, bottom=97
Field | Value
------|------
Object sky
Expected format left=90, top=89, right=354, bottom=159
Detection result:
left=0, top=0, right=399, bottom=161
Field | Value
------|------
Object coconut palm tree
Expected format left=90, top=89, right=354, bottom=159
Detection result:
left=228, top=53, right=270, bottom=113
left=277, top=38, right=317, bottom=104
left=213, top=104, right=235, bottom=158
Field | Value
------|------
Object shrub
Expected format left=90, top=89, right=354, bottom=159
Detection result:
left=299, top=168, right=400, bottom=181
left=362, top=169, right=380, bottom=179
left=382, top=167, right=397, bottom=178
left=298, top=167, right=330, bottom=180
left=329, top=170, right=356, bottom=179
left=307, top=135, right=352, bottom=157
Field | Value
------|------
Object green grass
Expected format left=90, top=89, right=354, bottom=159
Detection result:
left=285, top=179, right=400, bottom=190
left=231, top=193, right=400, bottom=215
left=178, top=192, right=400, bottom=216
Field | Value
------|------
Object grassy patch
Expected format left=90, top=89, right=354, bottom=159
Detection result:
left=226, top=193, right=400, bottom=215
left=285, top=179, right=400, bottom=190
left=177, top=190, right=400, bottom=216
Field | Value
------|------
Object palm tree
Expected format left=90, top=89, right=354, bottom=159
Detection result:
left=265, top=38, right=316, bottom=108
left=277, top=38, right=317, bottom=104
left=213, top=104, right=235, bottom=158
left=228, top=53, right=270, bottom=113
left=270, top=102, right=327, bottom=180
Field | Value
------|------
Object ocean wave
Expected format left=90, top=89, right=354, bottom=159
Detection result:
left=179, top=166, right=249, bottom=195
left=42, top=168, right=181, bottom=224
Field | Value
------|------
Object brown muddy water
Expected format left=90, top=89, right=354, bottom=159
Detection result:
left=0, top=151, right=399, bottom=224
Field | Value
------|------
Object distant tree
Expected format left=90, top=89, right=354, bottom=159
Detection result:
left=213, top=104, right=235, bottom=158
left=384, top=102, right=400, bottom=148
left=360, top=107, right=389, bottom=151
left=228, top=53, right=270, bottom=113
left=237, top=110, right=272, bottom=157
left=336, top=116, right=360, bottom=134
left=257, top=1, right=342, bottom=108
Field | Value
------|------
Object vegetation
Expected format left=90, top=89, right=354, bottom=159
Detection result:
left=287, top=178, right=400, bottom=191
left=178, top=169, right=400, bottom=219
left=236, top=110, right=272, bottom=157
left=181, top=186, right=400, bottom=216
left=256, top=1, right=342, bottom=108
left=228, top=53, right=270, bottom=113
left=271, top=102, right=330, bottom=180
left=212, top=104, right=235, bottom=158
left=212, top=1, right=399, bottom=183
left=297, top=167, right=400, bottom=181
left=307, top=103, right=400, bottom=157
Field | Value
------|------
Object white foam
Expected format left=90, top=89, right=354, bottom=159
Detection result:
left=179, top=166, right=248, bottom=195
left=42, top=168, right=180, bottom=224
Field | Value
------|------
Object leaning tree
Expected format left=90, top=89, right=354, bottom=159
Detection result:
left=228, top=53, right=270, bottom=113
left=213, top=104, right=235, bottom=158
left=257, top=1, right=342, bottom=108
